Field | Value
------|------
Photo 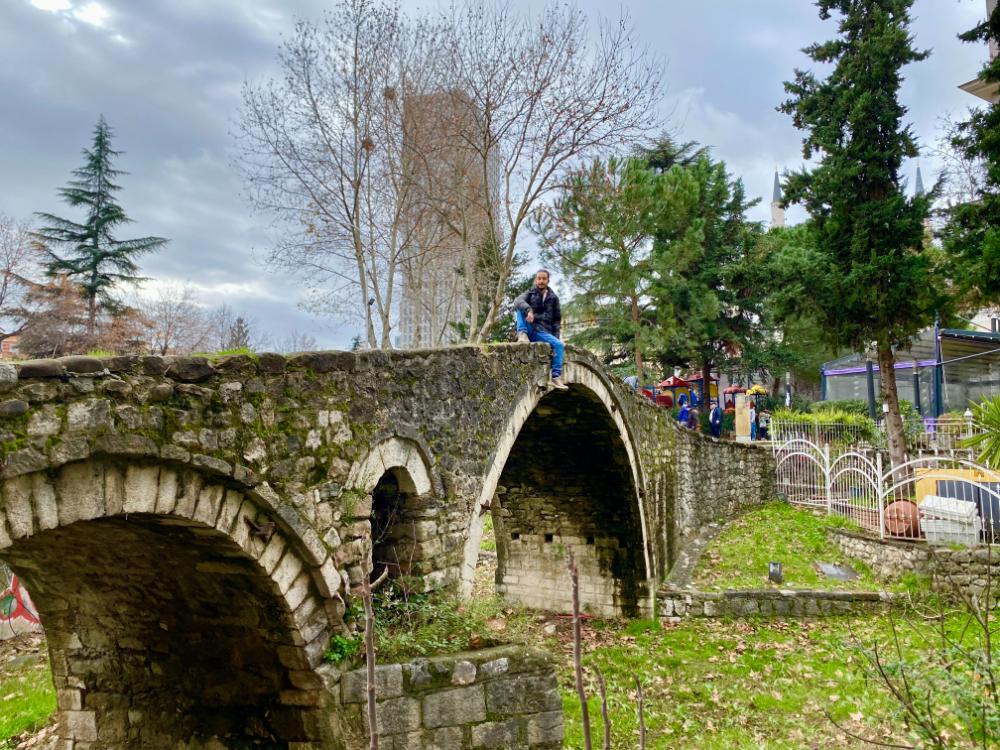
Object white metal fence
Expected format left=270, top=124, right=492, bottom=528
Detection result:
left=774, top=438, right=1000, bottom=545
left=770, top=415, right=981, bottom=453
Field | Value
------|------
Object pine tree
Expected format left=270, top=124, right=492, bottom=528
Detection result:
left=646, top=144, right=766, bottom=397
left=35, top=116, right=167, bottom=338
left=534, top=156, right=701, bottom=383
left=779, top=0, right=944, bottom=467
left=941, top=4, right=1000, bottom=311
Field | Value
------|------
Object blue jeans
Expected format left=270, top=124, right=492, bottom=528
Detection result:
left=751, top=421, right=758, bottom=440
left=515, top=309, right=564, bottom=377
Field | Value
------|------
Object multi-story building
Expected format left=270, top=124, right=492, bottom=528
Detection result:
left=396, top=91, right=501, bottom=349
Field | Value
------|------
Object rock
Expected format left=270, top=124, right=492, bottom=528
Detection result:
left=58, top=356, right=104, bottom=374
left=146, top=384, right=174, bottom=402
left=0, top=399, right=29, bottom=417
left=17, top=359, right=64, bottom=378
left=165, top=358, right=216, bottom=383
left=0, top=363, right=17, bottom=392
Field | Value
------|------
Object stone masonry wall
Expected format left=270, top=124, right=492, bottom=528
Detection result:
left=669, top=428, right=776, bottom=564
left=829, top=529, right=932, bottom=581
left=659, top=587, right=895, bottom=618
left=338, top=646, right=562, bottom=750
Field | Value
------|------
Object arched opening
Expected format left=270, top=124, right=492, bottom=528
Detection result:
left=371, top=466, right=445, bottom=591
left=490, top=386, right=647, bottom=617
left=370, top=468, right=419, bottom=584
left=0, top=464, right=337, bottom=748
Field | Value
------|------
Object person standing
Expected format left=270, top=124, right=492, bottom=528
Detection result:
left=758, top=408, right=772, bottom=441
left=677, top=400, right=690, bottom=427
left=749, top=400, right=758, bottom=441
left=514, top=269, right=568, bottom=390
left=709, top=400, right=722, bottom=438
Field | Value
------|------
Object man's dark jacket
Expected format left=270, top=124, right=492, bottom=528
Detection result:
left=514, top=287, right=562, bottom=337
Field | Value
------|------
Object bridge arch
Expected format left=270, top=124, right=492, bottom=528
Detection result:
left=462, top=357, right=653, bottom=616
left=345, top=436, right=453, bottom=591
left=0, top=457, right=341, bottom=749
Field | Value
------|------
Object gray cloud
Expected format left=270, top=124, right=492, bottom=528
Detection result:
left=0, top=0, right=992, bottom=348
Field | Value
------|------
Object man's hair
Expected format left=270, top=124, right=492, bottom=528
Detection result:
left=535, top=268, right=550, bottom=278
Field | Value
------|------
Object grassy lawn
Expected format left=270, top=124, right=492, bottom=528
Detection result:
left=0, top=639, right=55, bottom=744
left=556, top=615, right=914, bottom=749
left=693, top=502, right=887, bottom=592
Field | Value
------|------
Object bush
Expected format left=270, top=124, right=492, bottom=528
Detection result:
left=772, top=408, right=878, bottom=444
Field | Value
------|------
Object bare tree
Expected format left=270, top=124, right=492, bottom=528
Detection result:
left=139, top=283, right=212, bottom=355
left=0, top=214, right=43, bottom=344
left=205, top=304, right=271, bottom=352
left=236, top=0, right=442, bottom=350
left=438, top=3, right=664, bottom=341
left=280, top=330, right=319, bottom=353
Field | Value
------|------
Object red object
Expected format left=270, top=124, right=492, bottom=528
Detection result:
left=641, top=389, right=654, bottom=401
left=723, top=385, right=746, bottom=394
left=883, top=501, right=921, bottom=538
left=657, top=375, right=689, bottom=389
left=655, top=394, right=673, bottom=408
left=683, top=372, right=719, bottom=382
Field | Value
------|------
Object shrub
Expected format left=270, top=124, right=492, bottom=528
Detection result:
left=771, top=408, right=878, bottom=444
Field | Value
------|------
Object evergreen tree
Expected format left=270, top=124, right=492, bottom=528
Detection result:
left=35, top=116, right=167, bottom=338
left=779, top=0, right=944, bottom=466
left=534, top=156, right=701, bottom=383
left=646, top=145, right=766, bottom=398
left=941, top=4, right=1000, bottom=311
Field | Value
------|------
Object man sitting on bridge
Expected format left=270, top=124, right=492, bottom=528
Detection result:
left=514, top=269, right=568, bottom=391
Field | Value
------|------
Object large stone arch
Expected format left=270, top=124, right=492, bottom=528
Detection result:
left=0, top=456, right=343, bottom=749
left=345, top=436, right=456, bottom=592
left=462, top=357, right=653, bottom=616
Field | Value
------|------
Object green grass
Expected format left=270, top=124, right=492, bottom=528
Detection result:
left=693, top=502, right=886, bottom=592
left=559, top=615, right=916, bottom=749
left=0, top=652, right=55, bottom=742
left=480, top=515, right=496, bottom=552
left=373, top=583, right=542, bottom=663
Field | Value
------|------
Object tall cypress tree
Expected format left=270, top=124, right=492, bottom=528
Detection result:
left=941, top=4, right=1000, bottom=310
left=779, top=0, right=944, bottom=467
left=35, top=116, right=167, bottom=337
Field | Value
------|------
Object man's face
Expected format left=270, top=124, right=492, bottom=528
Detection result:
left=534, top=271, right=549, bottom=291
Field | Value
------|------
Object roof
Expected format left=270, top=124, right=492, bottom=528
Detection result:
left=940, top=328, right=1000, bottom=345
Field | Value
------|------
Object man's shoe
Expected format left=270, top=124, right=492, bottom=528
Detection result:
left=549, top=376, right=569, bottom=391
left=516, top=331, right=530, bottom=344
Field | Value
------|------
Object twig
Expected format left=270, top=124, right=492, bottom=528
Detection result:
left=635, top=675, right=646, bottom=750
left=593, top=664, right=611, bottom=750
left=824, top=710, right=915, bottom=749
left=362, top=573, right=378, bottom=750
left=567, top=547, right=592, bottom=750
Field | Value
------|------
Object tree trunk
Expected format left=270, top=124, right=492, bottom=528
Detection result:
left=702, top=361, right=713, bottom=408
left=631, top=295, right=643, bottom=384
left=877, top=343, right=907, bottom=468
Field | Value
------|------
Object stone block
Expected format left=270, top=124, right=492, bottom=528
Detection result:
left=342, top=665, right=404, bottom=704
left=425, top=727, right=465, bottom=749
left=59, top=710, right=98, bottom=742
left=471, top=719, right=521, bottom=748
left=526, top=710, right=564, bottom=746
left=193, top=483, right=225, bottom=527
left=485, top=675, right=560, bottom=715
left=67, top=399, right=112, bottom=432
left=56, top=462, right=105, bottom=526
left=365, top=696, right=422, bottom=736
left=123, top=465, right=159, bottom=514
left=0, top=363, right=17, bottom=392
left=423, top=685, right=486, bottom=728
left=451, top=660, right=476, bottom=686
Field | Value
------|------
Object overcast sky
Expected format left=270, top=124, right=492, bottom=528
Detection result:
left=0, top=0, right=990, bottom=349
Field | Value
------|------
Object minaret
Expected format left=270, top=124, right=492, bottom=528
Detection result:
left=914, top=165, right=925, bottom=198
left=770, top=170, right=785, bottom=228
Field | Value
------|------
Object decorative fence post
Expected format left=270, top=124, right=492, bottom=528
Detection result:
left=823, top=443, right=832, bottom=517
left=876, top=452, right=885, bottom=540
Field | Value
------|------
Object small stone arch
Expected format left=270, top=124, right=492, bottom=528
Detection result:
left=462, top=356, right=654, bottom=616
left=345, top=437, right=455, bottom=592
left=0, top=457, right=343, bottom=749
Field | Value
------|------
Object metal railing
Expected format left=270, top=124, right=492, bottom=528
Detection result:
left=774, top=438, right=1000, bottom=545
left=770, top=415, right=983, bottom=453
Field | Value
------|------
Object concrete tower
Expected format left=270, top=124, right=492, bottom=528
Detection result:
left=770, top=171, right=785, bottom=228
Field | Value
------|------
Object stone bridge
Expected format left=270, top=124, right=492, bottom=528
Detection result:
left=0, top=344, right=774, bottom=748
